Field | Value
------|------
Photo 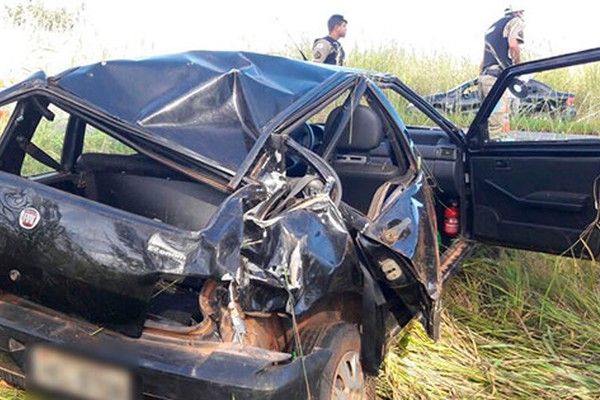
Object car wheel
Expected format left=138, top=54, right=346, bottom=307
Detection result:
left=316, top=322, right=375, bottom=400
left=561, top=107, right=577, bottom=121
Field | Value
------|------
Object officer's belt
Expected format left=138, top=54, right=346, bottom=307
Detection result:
left=482, top=66, right=502, bottom=78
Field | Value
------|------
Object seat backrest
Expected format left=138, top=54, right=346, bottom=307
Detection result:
left=324, top=105, right=400, bottom=214
left=323, top=105, right=385, bottom=153
left=75, top=153, right=227, bottom=230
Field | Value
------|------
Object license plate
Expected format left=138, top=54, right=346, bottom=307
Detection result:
left=30, top=345, right=132, bottom=400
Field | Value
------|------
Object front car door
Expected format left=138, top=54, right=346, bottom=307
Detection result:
left=466, top=48, right=600, bottom=258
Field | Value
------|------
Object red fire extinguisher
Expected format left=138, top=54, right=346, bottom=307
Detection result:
left=444, top=201, right=460, bottom=237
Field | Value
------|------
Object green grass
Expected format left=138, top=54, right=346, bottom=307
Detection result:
left=349, top=45, right=600, bottom=135
left=350, top=44, right=479, bottom=95
left=378, top=248, right=600, bottom=399
left=0, top=381, right=22, bottom=400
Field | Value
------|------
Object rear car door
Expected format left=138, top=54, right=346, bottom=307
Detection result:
left=466, top=48, right=600, bottom=257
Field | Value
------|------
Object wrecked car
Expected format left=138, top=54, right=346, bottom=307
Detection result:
left=423, top=77, right=576, bottom=119
left=0, top=48, right=599, bottom=400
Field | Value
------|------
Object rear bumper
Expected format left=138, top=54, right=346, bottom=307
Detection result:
left=0, top=295, right=328, bottom=399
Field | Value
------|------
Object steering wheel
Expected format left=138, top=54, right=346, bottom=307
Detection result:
left=289, top=122, right=315, bottom=150
left=286, top=122, right=315, bottom=176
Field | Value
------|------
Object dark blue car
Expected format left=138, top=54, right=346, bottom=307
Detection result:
left=424, top=77, right=576, bottom=119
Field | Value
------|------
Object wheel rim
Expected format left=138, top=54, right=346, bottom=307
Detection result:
left=331, top=350, right=364, bottom=400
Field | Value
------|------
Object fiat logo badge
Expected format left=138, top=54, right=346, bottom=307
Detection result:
left=19, top=207, right=41, bottom=230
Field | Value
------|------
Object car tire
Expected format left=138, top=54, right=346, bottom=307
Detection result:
left=316, top=322, right=375, bottom=400
left=433, top=104, right=444, bottom=113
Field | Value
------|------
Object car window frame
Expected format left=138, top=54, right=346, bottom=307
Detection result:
left=377, top=78, right=466, bottom=147
left=0, top=97, right=47, bottom=175
left=367, top=81, right=419, bottom=176
left=466, top=47, right=600, bottom=149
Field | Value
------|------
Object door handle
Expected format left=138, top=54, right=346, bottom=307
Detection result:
left=494, top=159, right=511, bottom=170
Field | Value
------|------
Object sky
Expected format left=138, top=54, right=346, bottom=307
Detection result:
left=1, top=0, right=600, bottom=79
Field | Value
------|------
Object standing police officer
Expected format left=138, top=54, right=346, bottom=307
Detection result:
left=479, top=4, right=525, bottom=136
left=313, top=15, right=347, bottom=66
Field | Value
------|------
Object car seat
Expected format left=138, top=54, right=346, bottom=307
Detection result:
left=323, top=105, right=401, bottom=214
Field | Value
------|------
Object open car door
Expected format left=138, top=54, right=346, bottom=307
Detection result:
left=465, top=48, right=600, bottom=258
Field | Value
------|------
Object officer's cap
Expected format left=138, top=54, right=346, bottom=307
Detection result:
left=505, top=2, right=525, bottom=14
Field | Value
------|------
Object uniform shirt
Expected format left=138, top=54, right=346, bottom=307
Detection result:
left=504, top=16, right=525, bottom=46
left=312, top=37, right=345, bottom=66
left=482, top=15, right=525, bottom=72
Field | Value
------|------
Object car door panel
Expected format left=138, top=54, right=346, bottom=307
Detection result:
left=471, top=151, right=600, bottom=256
left=466, top=48, right=600, bottom=257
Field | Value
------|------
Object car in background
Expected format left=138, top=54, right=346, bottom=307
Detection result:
left=424, top=77, right=576, bottom=119
left=0, top=48, right=598, bottom=399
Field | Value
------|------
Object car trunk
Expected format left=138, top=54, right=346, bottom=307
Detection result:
left=0, top=155, right=235, bottom=337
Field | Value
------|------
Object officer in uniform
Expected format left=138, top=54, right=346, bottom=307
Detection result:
left=479, top=4, right=525, bottom=137
left=313, top=14, right=347, bottom=66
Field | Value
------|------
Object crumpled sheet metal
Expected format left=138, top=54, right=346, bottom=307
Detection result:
left=143, top=182, right=362, bottom=317
left=0, top=169, right=359, bottom=336
left=178, top=187, right=361, bottom=315
left=48, top=52, right=339, bottom=172
left=361, top=175, right=441, bottom=336
left=364, top=177, right=440, bottom=301
left=238, top=194, right=362, bottom=315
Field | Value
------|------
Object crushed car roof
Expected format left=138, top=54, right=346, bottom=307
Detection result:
left=0, top=51, right=356, bottom=172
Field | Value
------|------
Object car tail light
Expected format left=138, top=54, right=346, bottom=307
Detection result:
left=443, top=202, right=460, bottom=237
left=566, top=96, right=575, bottom=106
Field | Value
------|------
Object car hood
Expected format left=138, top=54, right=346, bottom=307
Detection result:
left=0, top=51, right=343, bottom=174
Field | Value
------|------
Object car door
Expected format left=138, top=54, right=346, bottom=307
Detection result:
left=466, top=47, right=600, bottom=258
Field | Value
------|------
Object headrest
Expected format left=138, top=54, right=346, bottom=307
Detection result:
left=324, top=105, right=385, bottom=152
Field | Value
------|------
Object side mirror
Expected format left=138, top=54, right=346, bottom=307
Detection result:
left=508, top=78, right=528, bottom=99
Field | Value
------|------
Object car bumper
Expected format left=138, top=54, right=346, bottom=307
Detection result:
left=0, top=294, right=328, bottom=399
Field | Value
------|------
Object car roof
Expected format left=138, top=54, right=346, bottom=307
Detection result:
left=0, top=51, right=372, bottom=174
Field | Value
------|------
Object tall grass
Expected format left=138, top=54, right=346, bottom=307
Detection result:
left=379, top=248, right=600, bottom=399
left=349, top=45, right=600, bottom=134
left=0, top=381, right=22, bottom=400
left=351, top=45, right=478, bottom=95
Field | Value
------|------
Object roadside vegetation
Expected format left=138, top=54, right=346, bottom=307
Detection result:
left=379, top=248, right=600, bottom=399
left=349, top=45, right=600, bottom=135
left=0, top=381, right=22, bottom=400
left=0, top=31, right=598, bottom=398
